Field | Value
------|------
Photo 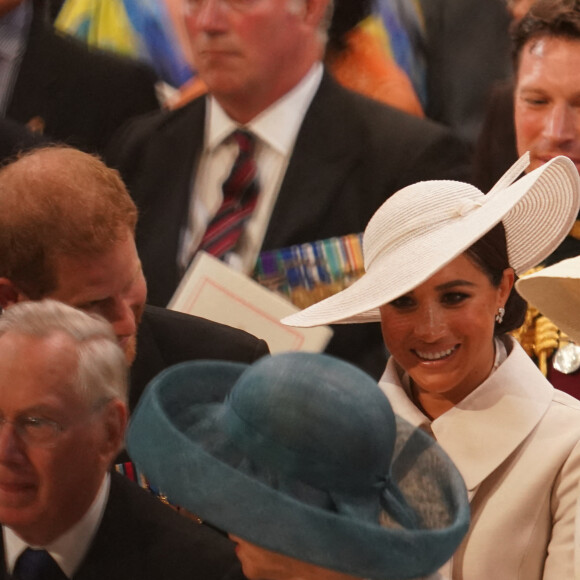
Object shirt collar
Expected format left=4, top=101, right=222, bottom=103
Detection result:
left=0, top=0, right=32, bottom=60
left=4, top=473, right=110, bottom=577
left=205, top=62, right=323, bottom=154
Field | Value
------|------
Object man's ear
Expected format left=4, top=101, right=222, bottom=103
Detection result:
left=303, top=0, right=330, bottom=27
left=98, top=400, right=129, bottom=465
left=0, top=278, right=27, bottom=309
left=289, top=0, right=329, bottom=27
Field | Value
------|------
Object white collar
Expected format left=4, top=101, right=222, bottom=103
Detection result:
left=205, top=62, right=323, bottom=154
left=381, top=338, right=554, bottom=491
left=4, top=473, right=110, bottom=577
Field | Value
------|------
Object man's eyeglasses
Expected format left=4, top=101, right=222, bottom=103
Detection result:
left=0, top=398, right=113, bottom=448
left=0, top=416, right=64, bottom=448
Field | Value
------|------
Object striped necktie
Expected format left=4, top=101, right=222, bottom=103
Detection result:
left=13, top=548, right=67, bottom=580
left=200, top=129, right=259, bottom=259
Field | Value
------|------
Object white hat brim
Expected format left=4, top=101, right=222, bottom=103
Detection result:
left=283, top=155, right=580, bottom=327
left=516, top=255, right=580, bottom=343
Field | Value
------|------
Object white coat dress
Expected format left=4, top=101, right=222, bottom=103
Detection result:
left=380, top=337, right=580, bottom=579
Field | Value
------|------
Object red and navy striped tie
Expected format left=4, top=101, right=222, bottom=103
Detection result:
left=200, top=130, right=259, bottom=259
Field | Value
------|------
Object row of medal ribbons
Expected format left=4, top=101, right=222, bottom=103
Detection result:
left=253, top=233, right=365, bottom=310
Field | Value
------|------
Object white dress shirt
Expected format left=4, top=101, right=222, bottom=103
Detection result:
left=179, top=62, right=324, bottom=275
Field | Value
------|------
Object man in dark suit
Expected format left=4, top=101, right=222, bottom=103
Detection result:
left=0, top=299, right=241, bottom=579
left=1, top=0, right=159, bottom=155
left=106, top=0, right=470, bottom=378
left=0, top=146, right=269, bottom=415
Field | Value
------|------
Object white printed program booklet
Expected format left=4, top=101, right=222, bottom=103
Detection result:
left=168, top=251, right=333, bottom=353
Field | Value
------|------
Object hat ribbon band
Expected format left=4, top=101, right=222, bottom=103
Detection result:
left=375, top=473, right=419, bottom=529
left=365, top=198, right=483, bottom=270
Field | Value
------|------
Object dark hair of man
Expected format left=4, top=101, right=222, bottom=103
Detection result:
left=511, top=0, right=580, bottom=70
left=0, top=145, right=137, bottom=299
left=465, top=221, right=528, bottom=334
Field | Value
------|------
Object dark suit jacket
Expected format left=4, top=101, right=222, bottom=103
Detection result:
left=131, top=305, right=269, bottom=412
left=472, top=80, right=518, bottom=192
left=107, top=73, right=470, bottom=377
left=0, top=472, right=244, bottom=580
left=6, top=4, right=159, bottom=155
left=419, top=0, right=513, bottom=146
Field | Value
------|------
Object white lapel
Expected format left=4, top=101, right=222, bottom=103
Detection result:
left=381, top=339, right=554, bottom=492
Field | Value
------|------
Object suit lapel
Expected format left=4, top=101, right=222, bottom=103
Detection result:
left=431, top=342, right=554, bottom=492
left=135, top=99, right=206, bottom=306
left=72, top=474, right=141, bottom=580
left=263, top=73, right=363, bottom=249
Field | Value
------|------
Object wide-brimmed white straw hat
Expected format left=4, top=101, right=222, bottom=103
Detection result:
left=283, top=153, right=580, bottom=327
left=516, top=256, right=580, bottom=343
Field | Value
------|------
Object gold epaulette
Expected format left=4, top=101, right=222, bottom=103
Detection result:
left=511, top=266, right=560, bottom=376
left=513, top=223, right=580, bottom=374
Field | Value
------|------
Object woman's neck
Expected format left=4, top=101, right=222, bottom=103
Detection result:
left=409, top=338, right=506, bottom=420
left=410, top=382, right=457, bottom=420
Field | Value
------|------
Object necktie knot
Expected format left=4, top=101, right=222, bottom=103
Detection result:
left=13, top=548, right=66, bottom=580
left=231, top=129, right=255, bottom=156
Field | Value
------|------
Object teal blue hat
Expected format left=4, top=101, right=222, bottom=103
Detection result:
left=127, top=353, right=469, bottom=580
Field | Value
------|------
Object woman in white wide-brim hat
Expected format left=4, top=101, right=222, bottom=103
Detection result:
left=283, top=153, right=580, bottom=580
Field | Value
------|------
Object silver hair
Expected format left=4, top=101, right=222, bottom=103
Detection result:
left=321, top=0, right=335, bottom=34
left=286, top=0, right=334, bottom=41
left=0, top=300, right=128, bottom=405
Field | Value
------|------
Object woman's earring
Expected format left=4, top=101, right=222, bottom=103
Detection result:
left=495, top=307, right=505, bottom=324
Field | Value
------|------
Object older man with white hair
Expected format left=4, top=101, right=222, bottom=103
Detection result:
left=0, top=300, right=243, bottom=580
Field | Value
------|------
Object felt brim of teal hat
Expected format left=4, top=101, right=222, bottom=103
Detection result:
left=127, top=359, right=469, bottom=580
